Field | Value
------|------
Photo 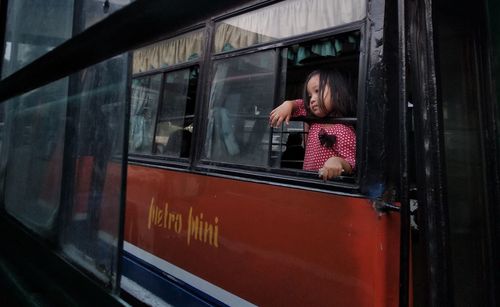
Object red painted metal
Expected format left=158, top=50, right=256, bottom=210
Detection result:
left=125, top=164, right=400, bottom=306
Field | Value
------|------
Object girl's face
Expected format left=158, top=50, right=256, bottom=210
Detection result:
left=307, top=74, right=333, bottom=118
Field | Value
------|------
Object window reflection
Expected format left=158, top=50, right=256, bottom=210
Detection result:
left=129, top=75, right=162, bottom=154
left=0, top=55, right=129, bottom=290
left=203, top=51, right=276, bottom=166
left=2, top=80, right=68, bottom=233
left=1, top=0, right=132, bottom=79
left=1, top=1, right=74, bottom=78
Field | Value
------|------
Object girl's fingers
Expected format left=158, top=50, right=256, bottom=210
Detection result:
left=319, top=166, right=343, bottom=180
left=270, top=106, right=291, bottom=127
left=318, top=168, right=328, bottom=181
left=269, top=114, right=281, bottom=127
left=276, top=116, right=283, bottom=127
left=269, top=111, right=277, bottom=124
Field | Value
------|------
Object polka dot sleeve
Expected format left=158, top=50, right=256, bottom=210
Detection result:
left=292, top=99, right=306, bottom=117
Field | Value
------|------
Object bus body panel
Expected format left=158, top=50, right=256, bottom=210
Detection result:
left=124, top=164, right=400, bottom=306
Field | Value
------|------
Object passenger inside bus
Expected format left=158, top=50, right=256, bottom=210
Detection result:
left=164, top=128, right=192, bottom=158
left=270, top=69, right=356, bottom=180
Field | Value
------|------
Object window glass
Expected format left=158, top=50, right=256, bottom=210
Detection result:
left=129, top=75, right=162, bottom=154
left=203, top=51, right=276, bottom=167
left=154, top=67, right=198, bottom=158
left=59, top=55, right=129, bottom=290
left=1, top=0, right=132, bottom=79
left=214, top=0, right=366, bottom=52
left=0, top=54, right=129, bottom=291
left=1, top=1, right=74, bottom=78
left=76, top=0, right=135, bottom=31
left=1, top=80, right=68, bottom=233
left=133, top=30, right=204, bottom=74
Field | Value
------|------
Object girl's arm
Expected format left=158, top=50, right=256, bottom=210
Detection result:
left=269, top=99, right=302, bottom=127
left=319, top=124, right=356, bottom=180
left=318, top=156, right=353, bottom=180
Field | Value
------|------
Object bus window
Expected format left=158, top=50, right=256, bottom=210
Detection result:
left=129, top=75, right=161, bottom=154
left=202, top=50, right=276, bottom=167
left=202, top=31, right=360, bottom=182
left=154, top=67, right=198, bottom=157
left=129, top=29, right=203, bottom=158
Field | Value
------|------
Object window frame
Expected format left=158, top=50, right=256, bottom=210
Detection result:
left=192, top=17, right=367, bottom=190
left=197, top=47, right=280, bottom=169
left=128, top=27, right=206, bottom=166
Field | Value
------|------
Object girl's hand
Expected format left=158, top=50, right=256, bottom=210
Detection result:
left=318, top=157, right=352, bottom=180
left=269, top=100, right=295, bottom=127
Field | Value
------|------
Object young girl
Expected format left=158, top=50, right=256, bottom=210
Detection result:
left=269, top=69, right=356, bottom=180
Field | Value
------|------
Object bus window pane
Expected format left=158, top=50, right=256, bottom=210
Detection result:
left=0, top=55, right=128, bottom=290
left=203, top=51, right=276, bottom=167
left=76, top=0, right=134, bottom=31
left=58, top=56, right=128, bottom=290
left=133, top=30, right=204, bottom=74
left=1, top=0, right=132, bottom=79
left=2, top=80, right=68, bottom=233
left=1, top=1, right=74, bottom=78
left=214, top=0, right=366, bottom=53
left=154, top=67, right=198, bottom=158
left=129, top=75, right=162, bottom=155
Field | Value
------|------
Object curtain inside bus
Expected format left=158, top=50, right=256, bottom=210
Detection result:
left=213, top=0, right=366, bottom=52
left=132, top=30, right=203, bottom=74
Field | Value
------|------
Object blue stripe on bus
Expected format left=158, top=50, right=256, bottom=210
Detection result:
left=121, top=251, right=228, bottom=307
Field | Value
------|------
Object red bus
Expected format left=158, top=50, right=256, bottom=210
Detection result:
left=121, top=0, right=500, bottom=306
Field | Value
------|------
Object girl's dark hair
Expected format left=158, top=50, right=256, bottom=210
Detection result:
left=302, top=69, right=356, bottom=118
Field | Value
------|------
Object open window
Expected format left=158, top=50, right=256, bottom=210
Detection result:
left=201, top=31, right=361, bottom=183
left=272, top=33, right=360, bottom=177
left=154, top=67, right=197, bottom=158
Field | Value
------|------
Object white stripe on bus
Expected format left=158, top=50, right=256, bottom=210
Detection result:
left=123, top=241, right=257, bottom=307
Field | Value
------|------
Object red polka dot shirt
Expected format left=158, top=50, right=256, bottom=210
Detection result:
left=292, top=99, right=356, bottom=171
